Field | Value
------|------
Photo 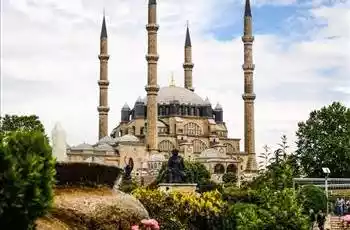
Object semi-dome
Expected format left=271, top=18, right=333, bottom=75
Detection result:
left=94, top=143, right=114, bottom=151
left=199, top=148, right=222, bottom=158
left=143, top=86, right=207, bottom=105
left=97, top=136, right=117, bottom=146
left=118, top=134, right=139, bottom=143
left=71, top=143, right=93, bottom=150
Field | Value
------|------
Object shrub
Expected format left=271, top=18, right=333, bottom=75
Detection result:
left=132, top=188, right=228, bottom=230
left=222, top=172, right=237, bottom=184
left=297, top=185, right=327, bottom=213
left=119, top=178, right=139, bottom=194
left=55, top=162, right=122, bottom=188
left=222, top=187, right=262, bottom=205
left=0, top=131, right=56, bottom=229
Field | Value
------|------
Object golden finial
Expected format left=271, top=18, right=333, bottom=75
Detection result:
left=169, top=72, right=176, bottom=87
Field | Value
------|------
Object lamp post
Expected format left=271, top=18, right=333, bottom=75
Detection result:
left=322, top=167, right=331, bottom=215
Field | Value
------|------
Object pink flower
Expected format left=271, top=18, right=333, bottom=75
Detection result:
left=140, top=219, right=159, bottom=230
left=131, top=225, right=139, bottom=230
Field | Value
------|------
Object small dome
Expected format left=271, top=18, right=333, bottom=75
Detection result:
left=94, top=143, right=114, bottom=151
left=204, top=97, right=211, bottom=105
left=72, top=143, right=93, bottom=150
left=118, top=134, right=139, bottom=143
left=97, top=136, right=117, bottom=145
left=149, top=153, right=166, bottom=161
left=143, top=86, right=207, bottom=105
left=215, top=103, right=222, bottom=110
left=199, top=148, right=221, bottom=158
left=135, top=96, right=144, bottom=104
left=122, top=103, right=130, bottom=110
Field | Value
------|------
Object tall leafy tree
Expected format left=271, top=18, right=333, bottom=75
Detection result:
left=0, top=114, right=45, bottom=134
left=296, top=102, right=350, bottom=178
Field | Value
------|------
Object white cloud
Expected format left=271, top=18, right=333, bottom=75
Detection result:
left=1, top=0, right=349, bottom=156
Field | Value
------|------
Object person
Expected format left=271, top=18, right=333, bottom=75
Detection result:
left=309, top=209, right=315, bottom=230
left=336, top=198, right=342, bottom=216
left=316, top=210, right=326, bottom=230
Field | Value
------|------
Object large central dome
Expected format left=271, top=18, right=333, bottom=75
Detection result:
left=143, top=86, right=207, bottom=105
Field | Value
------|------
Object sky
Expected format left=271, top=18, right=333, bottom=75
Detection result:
left=1, top=0, right=350, bottom=157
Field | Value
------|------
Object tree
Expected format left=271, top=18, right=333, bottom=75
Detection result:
left=258, top=145, right=272, bottom=172
left=297, top=185, right=327, bottom=214
left=222, top=172, right=237, bottom=184
left=0, top=115, right=45, bottom=134
left=296, top=102, right=350, bottom=178
left=0, top=131, right=56, bottom=229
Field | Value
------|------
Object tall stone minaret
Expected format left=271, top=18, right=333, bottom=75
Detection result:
left=183, top=22, right=194, bottom=91
left=97, top=14, right=110, bottom=140
left=242, top=0, right=257, bottom=171
left=145, top=0, right=160, bottom=152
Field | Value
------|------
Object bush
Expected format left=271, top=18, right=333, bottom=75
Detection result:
left=222, top=187, right=262, bottom=205
left=222, top=172, right=237, bottom=184
left=298, top=185, right=327, bottom=213
left=132, top=188, right=228, bottom=230
left=0, top=131, right=56, bottom=229
left=55, top=162, right=122, bottom=188
left=119, top=178, right=139, bottom=194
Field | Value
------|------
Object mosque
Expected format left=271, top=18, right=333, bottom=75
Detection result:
left=67, top=0, right=258, bottom=182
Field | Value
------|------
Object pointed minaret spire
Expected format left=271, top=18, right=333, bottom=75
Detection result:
left=145, top=0, right=160, bottom=153
left=97, top=13, right=110, bottom=140
left=100, top=12, right=107, bottom=39
left=242, top=0, right=257, bottom=172
left=185, top=21, right=191, bottom=47
left=244, top=0, right=252, bottom=17
left=183, top=20, right=194, bottom=91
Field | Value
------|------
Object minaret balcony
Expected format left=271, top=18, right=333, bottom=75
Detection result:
left=98, top=80, right=110, bottom=87
left=145, top=85, right=160, bottom=93
left=241, top=35, right=254, bottom=43
left=183, top=63, right=194, bottom=69
left=98, top=54, right=110, bottom=60
left=242, top=93, right=256, bottom=101
left=145, top=54, right=159, bottom=62
left=97, top=106, right=110, bottom=113
left=242, top=64, right=255, bottom=71
left=146, top=23, right=159, bottom=31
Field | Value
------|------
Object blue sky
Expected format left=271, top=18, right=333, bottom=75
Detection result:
left=1, top=0, right=349, bottom=156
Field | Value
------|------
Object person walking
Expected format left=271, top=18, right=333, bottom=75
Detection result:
left=316, top=210, right=326, bottom=230
left=309, top=209, right=316, bottom=230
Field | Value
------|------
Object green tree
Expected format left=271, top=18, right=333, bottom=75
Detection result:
left=296, top=102, right=350, bottom=178
left=297, top=185, right=327, bottom=214
left=0, top=114, right=45, bottom=134
left=222, top=172, right=237, bottom=184
left=258, top=145, right=272, bottom=172
left=0, top=131, right=56, bottom=229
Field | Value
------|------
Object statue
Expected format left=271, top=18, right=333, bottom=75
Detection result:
left=123, top=157, right=134, bottom=180
left=51, top=122, right=67, bottom=162
left=167, top=149, right=186, bottom=183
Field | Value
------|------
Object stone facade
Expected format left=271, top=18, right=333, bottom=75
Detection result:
left=66, top=0, right=258, bottom=183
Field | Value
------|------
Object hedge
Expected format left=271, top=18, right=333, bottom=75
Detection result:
left=55, top=162, right=122, bottom=188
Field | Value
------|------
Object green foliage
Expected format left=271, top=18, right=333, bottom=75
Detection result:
left=297, top=185, right=327, bottom=213
left=296, top=102, right=350, bottom=178
left=156, top=161, right=210, bottom=184
left=228, top=203, right=272, bottom=230
left=0, top=114, right=45, bottom=134
left=55, top=162, right=122, bottom=188
left=0, top=131, right=56, bottom=229
left=222, top=187, right=262, bottom=205
left=132, top=188, right=228, bottom=230
left=222, top=172, right=237, bottom=184
left=119, top=178, right=139, bottom=194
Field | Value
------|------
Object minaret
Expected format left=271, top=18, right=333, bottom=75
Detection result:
left=145, top=0, right=160, bottom=152
left=183, top=21, right=194, bottom=91
left=242, top=0, right=257, bottom=171
left=97, top=14, right=110, bottom=140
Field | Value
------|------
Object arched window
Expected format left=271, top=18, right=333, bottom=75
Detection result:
left=227, top=164, right=237, bottom=173
left=184, top=122, right=202, bottom=136
left=192, top=139, right=207, bottom=154
left=158, top=140, right=175, bottom=152
left=224, top=143, right=234, bottom=154
left=214, top=164, right=225, bottom=174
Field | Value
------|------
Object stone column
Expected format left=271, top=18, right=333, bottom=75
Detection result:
left=98, top=15, right=110, bottom=140
left=145, top=0, right=160, bottom=152
left=183, top=24, right=194, bottom=91
left=242, top=0, right=257, bottom=171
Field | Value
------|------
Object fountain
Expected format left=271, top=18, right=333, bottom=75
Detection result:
left=51, top=122, right=67, bottom=162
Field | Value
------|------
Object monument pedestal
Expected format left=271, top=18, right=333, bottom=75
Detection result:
left=158, top=183, right=197, bottom=193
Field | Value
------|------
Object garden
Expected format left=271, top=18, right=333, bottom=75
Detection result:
left=0, top=101, right=349, bottom=229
